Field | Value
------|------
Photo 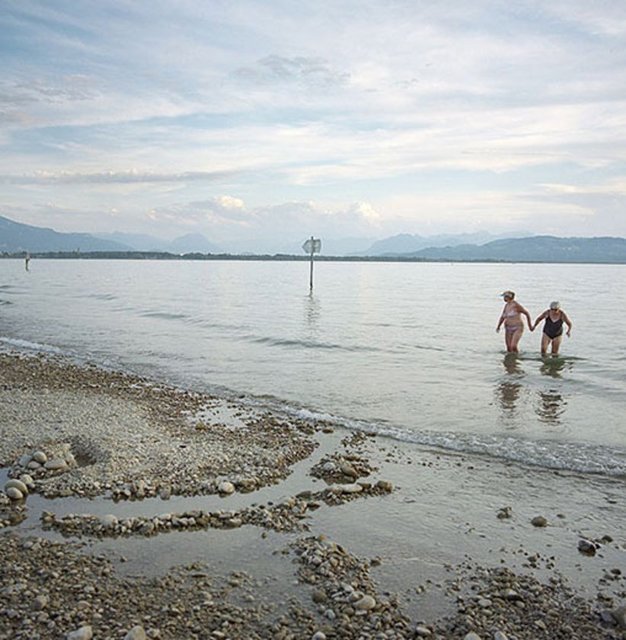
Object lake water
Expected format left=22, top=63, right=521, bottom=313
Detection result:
left=1, top=258, right=625, bottom=476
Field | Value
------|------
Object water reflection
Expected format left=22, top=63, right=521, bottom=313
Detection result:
left=497, top=354, right=524, bottom=416
left=535, top=357, right=572, bottom=424
left=303, top=293, right=321, bottom=332
left=536, top=390, right=565, bottom=424
left=539, top=356, right=570, bottom=379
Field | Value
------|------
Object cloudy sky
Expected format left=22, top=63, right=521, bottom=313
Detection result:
left=2, top=1, right=626, bottom=251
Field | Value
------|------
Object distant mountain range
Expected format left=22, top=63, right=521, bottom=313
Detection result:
left=402, top=235, right=626, bottom=263
left=0, top=215, right=221, bottom=254
left=0, top=214, right=130, bottom=253
left=1, top=214, right=625, bottom=262
left=358, top=231, right=516, bottom=256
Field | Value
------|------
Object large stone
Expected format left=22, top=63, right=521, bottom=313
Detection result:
left=67, top=626, right=93, bottom=640
left=339, top=462, right=358, bottom=478
left=45, top=458, right=69, bottom=471
left=19, top=473, right=35, bottom=487
left=5, top=487, right=24, bottom=500
left=464, top=634, right=482, bottom=640
left=100, top=514, right=119, bottom=529
left=124, top=626, right=147, bottom=640
left=354, top=594, right=376, bottom=611
left=578, top=539, right=597, bottom=556
left=312, top=589, right=327, bottom=604
left=5, top=479, right=29, bottom=495
left=218, top=481, right=235, bottom=495
left=531, top=515, right=548, bottom=527
left=340, top=483, right=363, bottom=494
left=32, top=450, right=48, bottom=464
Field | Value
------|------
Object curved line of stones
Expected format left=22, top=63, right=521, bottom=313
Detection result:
left=41, top=480, right=394, bottom=538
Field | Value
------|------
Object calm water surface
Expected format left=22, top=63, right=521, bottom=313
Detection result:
left=1, top=259, right=625, bottom=475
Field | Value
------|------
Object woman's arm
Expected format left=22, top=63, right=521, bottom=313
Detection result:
left=515, top=303, right=533, bottom=330
left=562, top=311, right=573, bottom=336
left=496, top=306, right=506, bottom=332
left=531, top=310, right=547, bottom=331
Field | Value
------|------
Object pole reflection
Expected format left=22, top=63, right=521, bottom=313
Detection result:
left=304, top=293, right=321, bottom=333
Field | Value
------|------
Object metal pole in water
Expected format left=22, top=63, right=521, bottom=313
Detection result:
left=302, top=236, right=321, bottom=291
left=309, top=235, right=314, bottom=291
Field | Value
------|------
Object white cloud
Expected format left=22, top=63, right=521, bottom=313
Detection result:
left=215, top=195, right=245, bottom=209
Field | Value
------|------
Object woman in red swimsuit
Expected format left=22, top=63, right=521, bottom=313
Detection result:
left=496, top=290, right=533, bottom=353
left=532, top=301, right=572, bottom=357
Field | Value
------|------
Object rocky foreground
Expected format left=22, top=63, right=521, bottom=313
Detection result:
left=1, top=351, right=625, bottom=639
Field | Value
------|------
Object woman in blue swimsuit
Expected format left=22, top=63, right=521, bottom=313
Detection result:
left=532, top=301, right=572, bottom=357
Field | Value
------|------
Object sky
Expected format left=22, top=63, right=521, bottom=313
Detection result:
left=1, top=0, right=626, bottom=252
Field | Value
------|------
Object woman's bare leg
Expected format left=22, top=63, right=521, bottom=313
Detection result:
left=551, top=335, right=563, bottom=355
left=509, top=327, right=524, bottom=353
left=541, top=334, right=551, bottom=357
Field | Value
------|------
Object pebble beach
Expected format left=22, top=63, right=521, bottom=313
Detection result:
left=1, top=350, right=625, bottom=640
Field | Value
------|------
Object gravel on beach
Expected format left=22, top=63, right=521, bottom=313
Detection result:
left=1, top=350, right=625, bottom=639
left=0, top=351, right=316, bottom=501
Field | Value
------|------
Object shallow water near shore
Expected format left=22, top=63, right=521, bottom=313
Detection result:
left=5, top=423, right=626, bottom=622
left=1, top=258, right=625, bottom=477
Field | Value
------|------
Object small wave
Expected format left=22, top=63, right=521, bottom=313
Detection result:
left=86, top=293, right=118, bottom=301
left=0, top=337, right=63, bottom=354
left=141, top=311, right=189, bottom=321
left=412, top=343, right=445, bottom=352
left=272, top=404, right=626, bottom=477
left=247, top=335, right=379, bottom=352
left=0, top=299, right=13, bottom=306
left=382, top=428, right=626, bottom=477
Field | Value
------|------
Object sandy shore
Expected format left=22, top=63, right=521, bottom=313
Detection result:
left=1, top=350, right=625, bottom=639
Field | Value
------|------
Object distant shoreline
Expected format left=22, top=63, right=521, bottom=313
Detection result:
left=2, top=251, right=626, bottom=264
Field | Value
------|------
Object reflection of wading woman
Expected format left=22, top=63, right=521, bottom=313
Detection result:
left=532, top=301, right=572, bottom=357
left=496, top=290, right=533, bottom=353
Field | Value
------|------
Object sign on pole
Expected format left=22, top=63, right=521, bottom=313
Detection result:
left=302, top=236, right=321, bottom=290
left=302, top=238, right=321, bottom=254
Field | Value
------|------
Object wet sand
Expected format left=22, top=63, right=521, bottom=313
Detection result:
left=1, top=350, right=625, bottom=639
